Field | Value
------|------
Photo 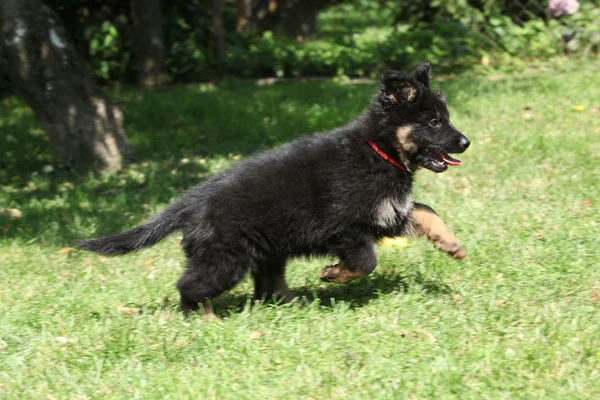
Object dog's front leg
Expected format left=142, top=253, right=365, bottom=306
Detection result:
left=319, top=238, right=378, bottom=284
left=406, top=203, right=466, bottom=259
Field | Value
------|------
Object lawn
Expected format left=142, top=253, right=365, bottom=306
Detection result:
left=1, top=58, right=599, bottom=399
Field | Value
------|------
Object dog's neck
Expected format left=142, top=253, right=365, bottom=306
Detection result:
left=366, top=139, right=409, bottom=172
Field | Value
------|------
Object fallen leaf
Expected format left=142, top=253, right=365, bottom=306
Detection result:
left=416, top=329, right=437, bottom=343
left=55, top=337, right=69, bottom=344
left=401, top=330, right=418, bottom=339
left=460, top=176, right=471, bottom=185
left=590, top=291, right=600, bottom=306
left=216, top=348, right=225, bottom=354
left=117, top=307, right=140, bottom=315
left=535, top=230, right=545, bottom=240
left=581, top=199, right=592, bottom=208
left=99, top=274, right=107, bottom=282
left=58, top=247, right=75, bottom=254
left=452, top=294, right=464, bottom=304
left=572, top=105, right=585, bottom=111
left=249, top=330, right=265, bottom=340
left=55, top=337, right=77, bottom=345
left=496, top=300, right=507, bottom=307
left=401, top=329, right=437, bottom=343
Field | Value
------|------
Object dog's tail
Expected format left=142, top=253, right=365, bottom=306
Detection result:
left=76, top=201, right=186, bottom=256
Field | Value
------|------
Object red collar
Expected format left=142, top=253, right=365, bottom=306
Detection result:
left=366, top=139, right=408, bottom=172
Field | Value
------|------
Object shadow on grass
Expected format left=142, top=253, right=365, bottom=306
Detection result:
left=137, top=270, right=453, bottom=317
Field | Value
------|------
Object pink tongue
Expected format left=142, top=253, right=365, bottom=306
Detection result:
left=442, top=154, right=462, bottom=166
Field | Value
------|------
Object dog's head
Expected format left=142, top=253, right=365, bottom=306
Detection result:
left=377, top=61, right=470, bottom=173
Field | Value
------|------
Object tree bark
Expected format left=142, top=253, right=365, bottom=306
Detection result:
left=236, top=0, right=248, bottom=32
left=0, top=0, right=133, bottom=171
left=252, top=0, right=327, bottom=40
left=280, top=0, right=322, bottom=40
left=212, top=0, right=226, bottom=74
left=130, top=0, right=165, bottom=86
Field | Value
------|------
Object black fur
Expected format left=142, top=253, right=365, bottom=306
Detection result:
left=77, top=61, right=470, bottom=315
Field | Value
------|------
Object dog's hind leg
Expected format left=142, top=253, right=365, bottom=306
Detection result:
left=319, top=237, right=378, bottom=284
left=406, top=203, right=466, bottom=259
left=176, top=250, right=249, bottom=319
left=252, top=256, right=295, bottom=303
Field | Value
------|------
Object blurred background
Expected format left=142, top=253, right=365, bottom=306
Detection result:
left=0, top=0, right=598, bottom=172
left=3, top=0, right=598, bottom=86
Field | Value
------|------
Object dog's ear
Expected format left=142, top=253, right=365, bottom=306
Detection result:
left=434, top=90, right=446, bottom=104
left=381, top=73, right=419, bottom=105
left=412, top=61, right=431, bottom=87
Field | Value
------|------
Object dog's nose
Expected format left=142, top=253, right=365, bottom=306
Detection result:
left=460, top=136, right=470, bottom=150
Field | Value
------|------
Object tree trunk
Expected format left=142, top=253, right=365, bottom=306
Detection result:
left=280, top=0, right=322, bottom=40
left=130, top=0, right=165, bottom=86
left=253, top=0, right=327, bottom=40
left=0, top=0, right=133, bottom=171
left=211, top=0, right=226, bottom=74
left=235, top=0, right=251, bottom=32
left=253, top=0, right=281, bottom=33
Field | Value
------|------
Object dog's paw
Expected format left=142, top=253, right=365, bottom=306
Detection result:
left=319, top=264, right=366, bottom=284
left=434, top=238, right=466, bottom=259
left=274, top=290, right=297, bottom=304
left=201, top=312, right=224, bottom=323
left=319, top=264, right=342, bottom=282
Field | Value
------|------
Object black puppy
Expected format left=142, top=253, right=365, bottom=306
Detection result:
left=77, top=61, right=470, bottom=318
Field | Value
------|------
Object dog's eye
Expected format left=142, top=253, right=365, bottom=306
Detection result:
left=429, top=119, right=441, bottom=128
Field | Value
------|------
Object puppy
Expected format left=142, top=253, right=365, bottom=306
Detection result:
left=77, top=61, right=470, bottom=317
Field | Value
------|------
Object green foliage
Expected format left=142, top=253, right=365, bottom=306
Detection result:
left=87, top=21, right=129, bottom=81
left=164, top=9, right=212, bottom=82
left=223, top=1, right=600, bottom=78
left=1, top=60, right=600, bottom=398
left=18, top=1, right=600, bottom=82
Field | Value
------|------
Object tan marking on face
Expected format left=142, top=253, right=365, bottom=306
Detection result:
left=375, top=196, right=413, bottom=228
left=403, top=86, right=417, bottom=102
left=396, top=126, right=417, bottom=153
left=318, top=263, right=368, bottom=284
left=408, top=208, right=466, bottom=259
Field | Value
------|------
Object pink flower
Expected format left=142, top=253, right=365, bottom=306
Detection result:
left=548, top=0, right=580, bottom=17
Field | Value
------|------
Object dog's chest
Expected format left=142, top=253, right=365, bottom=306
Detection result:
left=373, top=195, right=413, bottom=228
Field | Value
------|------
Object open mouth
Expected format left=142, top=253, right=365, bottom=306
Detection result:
left=430, top=149, right=462, bottom=168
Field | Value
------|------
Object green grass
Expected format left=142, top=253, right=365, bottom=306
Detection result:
left=1, top=58, right=599, bottom=399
